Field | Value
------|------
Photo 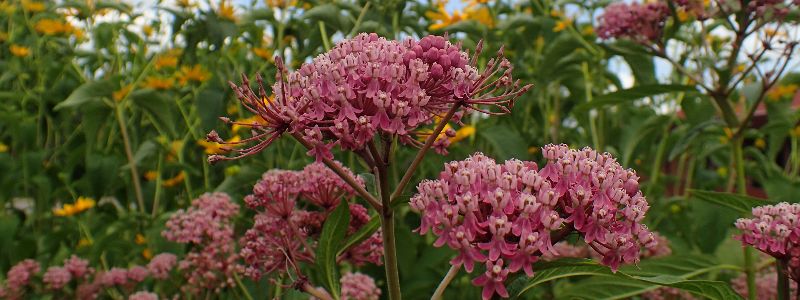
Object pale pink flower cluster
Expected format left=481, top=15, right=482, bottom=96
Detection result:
left=42, top=267, right=71, bottom=290
left=410, top=145, right=656, bottom=299
left=732, top=267, right=798, bottom=299
left=546, top=232, right=670, bottom=261
left=147, top=253, right=177, bottom=280
left=0, top=259, right=40, bottom=299
left=128, top=291, right=159, bottom=300
left=596, top=2, right=669, bottom=43
left=341, top=272, right=382, bottom=300
left=240, top=162, right=382, bottom=280
left=735, top=203, right=800, bottom=281
left=209, top=33, right=531, bottom=162
left=162, top=192, right=242, bottom=294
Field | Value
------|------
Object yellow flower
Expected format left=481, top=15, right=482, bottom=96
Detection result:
left=166, top=140, right=184, bottom=162
left=450, top=125, right=475, bottom=143
left=676, top=9, right=689, bottom=22
left=162, top=171, right=186, bottom=188
left=144, top=171, right=158, bottom=181
left=0, top=142, right=8, bottom=153
left=232, top=116, right=268, bottom=133
left=218, top=0, right=236, bottom=21
left=9, top=45, right=30, bottom=57
left=77, top=238, right=92, bottom=248
left=135, top=234, right=147, bottom=245
left=34, top=19, right=75, bottom=36
left=767, top=84, right=798, bottom=101
left=142, top=76, right=174, bottom=90
left=154, top=54, right=179, bottom=70
left=227, top=102, right=239, bottom=115
left=253, top=47, right=272, bottom=60
left=142, top=248, right=153, bottom=259
left=175, top=65, right=210, bottom=85
left=581, top=26, right=594, bottom=36
left=527, top=146, right=539, bottom=154
left=176, top=0, right=195, bottom=8
left=113, top=84, right=132, bottom=101
left=22, top=0, right=45, bottom=12
left=0, top=2, right=16, bottom=15
left=143, top=25, right=154, bottom=37
left=53, top=197, right=95, bottom=217
left=755, top=138, right=766, bottom=149
left=465, top=6, right=494, bottom=28
left=553, top=18, right=572, bottom=32
left=716, top=166, right=728, bottom=177
left=198, top=135, right=241, bottom=154
left=265, top=0, right=298, bottom=8
left=426, top=2, right=465, bottom=31
left=550, top=9, right=562, bottom=18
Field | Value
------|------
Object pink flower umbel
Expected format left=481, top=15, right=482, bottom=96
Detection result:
left=340, top=272, right=382, bottom=300
left=0, top=259, right=40, bottom=300
left=162, top=192, right=242, bottom=295
left=735, top=203, right=800, bottom=281
left=129, top=291, right=159, bottom=300
left=147, top=253, right=177, bottom=280
left=43, top=266, right=72, bottom=290
left=410, top=145, right=655, bottom=299
left=732, top=267, right=798, bottom=299
left=208, top=33, right=531, bottom=162
left=63, top=255, right=92, bottom=279
left=596, top=2, right=669, bottom=43
left=240, top=162, right=383, bottom=281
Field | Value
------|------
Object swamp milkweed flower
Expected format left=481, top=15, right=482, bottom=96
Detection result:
left=410, top=145, right=655, bottom=300
left=596, top=2, right=669, bottom=43
left=208, top=33, right=531, bottom=163
left=53, top=197, right=95, bottom=216
left=735, top=203, right=800, bottom=284
left=0, top=259, right=40, bottom=299
left=240, top=162, right=383, bottom=280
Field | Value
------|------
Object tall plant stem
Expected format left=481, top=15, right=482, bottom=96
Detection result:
left=303, top=283, right=334, bottom=300
left=778, top=259, right=790, bottom=300
left=431, top=264, right=460, bottom=300
left=375, top=149, right=402, bottom=300
left=733, top=135, right=756, bottom=300
left=114, top=104, right=146, bottom=214
left=390, top=104, right=460, bottom=203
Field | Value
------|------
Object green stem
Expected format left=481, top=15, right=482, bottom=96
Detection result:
left=114, top=104, right=146, bottom=214
left=319, top=21, right=331, bottom=51
left=581, top=62, right=600, bottom=150
left=431, top=263, right=460, bottom=300
left=646, top=124, right=671, bottom=197
left=376, top=152, right=401, bottom=300
left=733, top=135, right=756, bottom=300
left=233, top=273, right=254, bottom=300
left=778, top=259, right=790, bottom=300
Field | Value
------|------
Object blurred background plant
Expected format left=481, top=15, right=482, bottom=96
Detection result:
left=0, top=0, right=799, bottom=299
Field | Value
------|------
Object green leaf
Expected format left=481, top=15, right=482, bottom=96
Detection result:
left=480, top=124, right=527, bottom=160
left=129, top=89, right=178, bottom=137
left=689, top=189, right=777, bottom=214
left=336, top=216, right=379, bottom=258
left=573, top=84, right=698, bottom=113
left=54, top=79, right=116, bottom=110
left=315, top=201, right=350, bottom=299
left=508, top=255, right=740, bottom=300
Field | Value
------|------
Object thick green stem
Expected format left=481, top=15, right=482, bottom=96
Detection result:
left=376, top=156, right=402, bottom=300
left=431, top=264, right=460, bottom=300
left=778, top=259, right=790, bottom=300
left=733, top=135, right=756, bottom=300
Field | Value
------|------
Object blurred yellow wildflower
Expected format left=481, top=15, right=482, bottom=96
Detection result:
left=716, top=166, right=728, bottom=177
left=166, top=140, right=184, bottom=162
left=77, top=238, right=92, bottom=248
left=53, top=197, right=95, bottom=217
left=754, top=138, right=766, bottom=149
left=767, top=84, right=798, bottom=101
left=232, top=116, right=268, bottom=133
left=218, top=0, right=236, bottom=21
left=0, top=2, right=16, bottom=15
left=581, top=26, right=594, bottom=36
left=265, top=0, right=298, bottom=8
left=113, top=84, right=132, bottom=101
left=22, top=0, right=45, bottom=12
left=162, top=171, right=186, bottom=188
left=198, top=135, right=241, bottom=154
left=253, top=47, right=273, bottom=60
left=0, top=142, right=8, bottom=153
left=550, top=9, right=562, bottom=18
left=734, top=64, right=745, bottom=74
left=143, top=25, right=154, bottom=37
left=154, top=54, right=179, bottom=70
left=554, top=18, right=572, bottom=32
left=527, top=146, right=539, bottom=154
left=426, top=2, right=464, bottom=31
left=142, top=76, right=174, bottom=90
left=34, top=19, right=75, bottom=36
left=144, top=170, right=158, bottom=181
left=175, top=65, right=210, bottom=85
left=676, top=9, right=689, bottom=22
left=176, top=0, right=195, bottom=8
left=9, top=45, right=31, bottom=57
left=142, top=248, right=153, bottom=259
left=135, top=234, right=147, bottom=245
left=450, top=125, right=475, bottom=143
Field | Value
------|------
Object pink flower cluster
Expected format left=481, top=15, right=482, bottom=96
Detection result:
left=209, top=33, right=531, bottom=162
left=0, top=259, right=39, bottom=300
left=129, top=291, right=159, bottom=300
left=410, top=145, right=656, bottom=299
left=732, top=267, right=798, bottom=299
left=735, top=203, right=800, bottom=280
left=163, top=192, right=242, bottom=294
left=341, top=272, right=382, bottom=300
left=596, top=2, right=669, bottom=43
left=147, top=253, right=177, bottom=280
left=240, top=162, right=383, bottom=280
